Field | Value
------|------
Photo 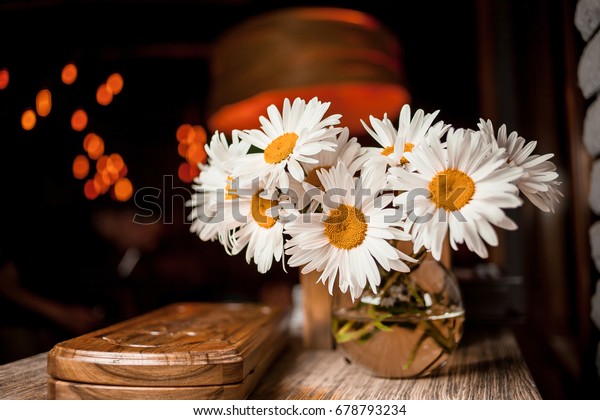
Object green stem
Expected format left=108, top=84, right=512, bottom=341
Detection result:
left=407, top=282, right=425, bottom=307
left=336, top=319, right=356, bottom=336
left=334, top=321, right=378, bottom=343
left=403, top=331, right=428, bottom=369
left=422, top=320, right=456, bottom=353
left=379, top=269, right=402, bottom=295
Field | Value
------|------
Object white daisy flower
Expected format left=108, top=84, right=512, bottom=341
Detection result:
left=231, top=183, right=285, bottom=274
left=187, top=130, right=250, bottom=252
left=284, top=162, right=415, bottom=301
left=361, top=104, right=449, bottom=171
left=478, top=119, right=562, bottom=212
left=300, top=127, right=370, bottom=211
left=302, top=127, right=369, bottom=188
left=389, top=128, right=524, bottom=261
left=233, top=97, right=342, bottom=190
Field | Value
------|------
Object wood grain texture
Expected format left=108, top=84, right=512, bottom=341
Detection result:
left=0, top=352, right=47, bottom=400
left=299, top=271, right=334, bottom=350
left=249, top=325, right=542, bottom=400
left=1, top=323, right=541, bottom=400
left=47, top=323, right=287, bottom=400
left=47, top=302, right=290, bottom=388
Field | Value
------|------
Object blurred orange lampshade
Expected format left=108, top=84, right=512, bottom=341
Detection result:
left=207, top=7, right=410, bottom=136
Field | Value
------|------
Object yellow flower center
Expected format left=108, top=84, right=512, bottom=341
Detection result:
left=264, top=132, right=298, bottom=164
left=225, top=176, right=238, bottom=200
left=429, top=169, right=475, bottom=211
left=304, top=166, right=330, bottom=190
left=324, top=204, right=367, bottom=250
left=381, top=143, right=414, bottom=165
left=400, top=143, right=414, bottom=165
left=251, top=191, right=277, bottom=229
left=381, top=146, right=394, bottom=156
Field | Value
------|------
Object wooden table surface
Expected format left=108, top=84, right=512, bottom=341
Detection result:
left=0, top=324, right=541, bottom=400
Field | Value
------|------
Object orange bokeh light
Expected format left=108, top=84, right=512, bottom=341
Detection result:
left=187, top=142, right=207, bottom=165
left=0, top=68, right=9, bottom=90
left=71, top=109, right=88, bottom=132
left=84, top=179, right=99, bottom=200
left=93, top=172, right=110, bottom=194
left=21, top=109, right=36, bottom=130
left=114, top=178, right=133, bottom=201
left=118, top=164, right=128, bottom=178
left=96, top=155, right=109, bottom=172
left=110, top=153, right=124, bottom=171
left=83, top=133, right=99, bottom=152
left=101, top=170, right=113, bottom=186
left=177, top=142, right=189, bottom=158
left=193, top=125, right=207, bottom=144
left=87, top=136, right=105, bottom=160
left=72, top=155, right=90, bottom=179
left=96, top=83, right=113, bottom=106
left=36, top=89, right=52, bottom=117
left=62, top=63, right=78, bottom=85
left=178, top=162, right=200, bottom=183
left=107, top=73, right=124, bottom=95
left=106, top=167, right=119, bottom=184
left=176, top=124, right=194, bottom=144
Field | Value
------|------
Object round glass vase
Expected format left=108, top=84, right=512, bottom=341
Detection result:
left=331, top=251, right=465, bottom=379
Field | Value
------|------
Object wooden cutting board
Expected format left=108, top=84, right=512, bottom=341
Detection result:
left=47, top=302, right=290, bottom=399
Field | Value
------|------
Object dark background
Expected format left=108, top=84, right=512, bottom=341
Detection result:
left=0, top=0, right=597, bottom=399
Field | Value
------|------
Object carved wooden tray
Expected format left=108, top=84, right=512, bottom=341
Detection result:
left=47, top=302, right=290, bottom=399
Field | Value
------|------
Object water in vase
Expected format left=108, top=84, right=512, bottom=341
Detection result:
left=332, top=305, right=465, bottom=379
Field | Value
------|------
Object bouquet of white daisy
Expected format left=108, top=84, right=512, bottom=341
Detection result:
left=187, top=96, right=561, bottom=378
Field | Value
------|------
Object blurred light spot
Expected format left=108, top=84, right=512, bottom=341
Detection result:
left=193, top=125, right=207, bottom=144
left=84, top=179, right=99, bottom=200
left=96, top=83, right=113, bottom=106
left=62, top=63, right=78, bottom=85
left=96, top=155, right=109, bottom=172
left=101, top=170, right=113, bottom=186
left=114, top=178, right=133, bottom=201
left=178, top=162, right=200, bottom=183
left=106, top=166, right=119, bottom=184
left=118, top=164, right=128, bottom=178
left=110, top=153, right=124, bottom=171
left=177, top=142, right=189, bottom=158
left=71, top=109, right=88, bottom=131
left=176, top=124, right=194, bottom=144
left=72, top=155, right=90, bottom=179
left=107, top=73, right=124, bottom=95
left=87, top=136, right=105, bottom=160
left=93, top=172, right=110, bottom=194
left=21, top=109, right=36, bottom=130
left=187, top=143, right=207, bottom=165
left=0, top=68, right=9, bottom=90
left=36, top=89, right=52, bottom=117
left=83, top=133, right=99, bottom=152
